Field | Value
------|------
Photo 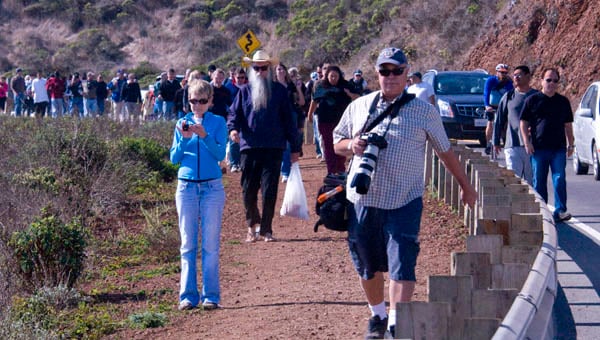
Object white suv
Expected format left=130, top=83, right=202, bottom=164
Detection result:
left=572, top=81, right=600, bottom=179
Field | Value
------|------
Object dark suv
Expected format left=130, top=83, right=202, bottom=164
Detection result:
left=422, top=69, right=490, bottom=145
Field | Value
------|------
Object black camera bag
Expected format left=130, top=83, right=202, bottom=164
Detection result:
left=313, top=176, right=350, bottom=232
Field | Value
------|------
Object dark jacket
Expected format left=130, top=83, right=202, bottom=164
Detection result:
left=228, top=82, right=300, bottom=153
left=158, top=79, right=181, bottom=102
left=120, top=81, right=142, bottom=103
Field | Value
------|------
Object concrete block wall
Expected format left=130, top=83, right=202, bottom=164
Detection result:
left=396, top=142, right=557, bottom=339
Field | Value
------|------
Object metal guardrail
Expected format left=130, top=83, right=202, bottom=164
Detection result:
left=492, top=191, right=558, bottom=339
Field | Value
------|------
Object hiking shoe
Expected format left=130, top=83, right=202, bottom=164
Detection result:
left=202, top=301, right=219, bottom=310
left=555, top=211, right=572, bottom=222
left=178, top=300, right=194, bottom=311
left=364, top=315, right=388, bottom=339
left=264, top=232, right=276, bottom=242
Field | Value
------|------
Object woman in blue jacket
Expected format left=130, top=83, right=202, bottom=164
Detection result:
left=170, top=79, right=227, bottom=311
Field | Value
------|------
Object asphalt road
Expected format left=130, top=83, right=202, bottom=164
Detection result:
left=470, top=145, right=600, bottom=339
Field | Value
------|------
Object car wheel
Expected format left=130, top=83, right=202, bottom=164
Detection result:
left=593, top=144, right=600, bottom=181
left=573, top=148, right=589, bottom=175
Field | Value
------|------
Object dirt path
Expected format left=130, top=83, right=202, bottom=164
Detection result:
left=111, top=147, right=466, bottom=340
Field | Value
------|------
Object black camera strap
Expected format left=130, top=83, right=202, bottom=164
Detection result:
left=360, top=91, right=415, bottom=134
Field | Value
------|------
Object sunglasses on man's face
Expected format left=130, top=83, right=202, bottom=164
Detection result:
left=189, top=98, right=209, bottom=105
left=378, top=68, right=405, bottom=77
left=545, top=78, right=559, bottom=84
left=252, top=65, right=269, bottom=72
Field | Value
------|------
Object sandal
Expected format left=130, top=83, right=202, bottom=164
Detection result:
left=245, top=231, right=257, bottom=243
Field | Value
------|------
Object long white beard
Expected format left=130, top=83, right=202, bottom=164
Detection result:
left=249, top=69, right=271, bottom=111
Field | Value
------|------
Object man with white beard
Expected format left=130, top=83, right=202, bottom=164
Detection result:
left=228, top=50, right=301, bottom=243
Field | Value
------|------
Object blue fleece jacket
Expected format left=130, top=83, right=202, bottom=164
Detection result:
left=170, top=112, right=227, bottom=181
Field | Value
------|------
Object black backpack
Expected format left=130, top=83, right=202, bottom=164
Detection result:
left=313, top=176, right=350, bottom=232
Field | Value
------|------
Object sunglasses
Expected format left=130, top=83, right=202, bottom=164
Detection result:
left=378, top=68, right=405, bottom=77
left=545, top=78, right=559, bottom=83
left=189, top=98, right=209, bottom=105
left=252, top=65, right=269, bottom=72
left=498, top=71, right=508, bottom=75
left=513, top=74, right=523, bottom=79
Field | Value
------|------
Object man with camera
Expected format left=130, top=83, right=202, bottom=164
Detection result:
left=333, top=47, right=477, bottom=339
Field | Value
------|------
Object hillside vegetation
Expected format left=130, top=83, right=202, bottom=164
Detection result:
left=1, top=0, right=499, bottom=80
left=3, top=0, right=597, bottom=100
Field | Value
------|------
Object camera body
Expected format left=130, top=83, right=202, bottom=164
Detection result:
left=350, top=132, right=388, bottom=194
left=182, top=121, right=189, bottom=131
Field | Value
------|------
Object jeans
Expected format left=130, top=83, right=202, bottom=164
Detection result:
left=70, top=97, right=84, bottom=117
left=504, top=146, right=532, bottom=184
left=13, top=92, right=24, bottom=116
left=281, top=142, right=291, bottom=178
left=97, top=98, right=105, bottom=116
left=163, top=101, right=175, bottom=120
left=531, top=148, right=568, bottom=216
left=281, top=130, right=303, bottom=177
left=314, top=117, right=322, bottom=156
left=227, top=139, right=241, bottom=167
left=84, top=98, right=98, bottom=117
left=176, top=178, right=226, bottom=306
left=240, top=148, right=283, bottom=235
left=51, top=98, right=65, bottom=117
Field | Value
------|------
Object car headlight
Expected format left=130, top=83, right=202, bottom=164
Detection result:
left=437, top=100, right=454, bottom=118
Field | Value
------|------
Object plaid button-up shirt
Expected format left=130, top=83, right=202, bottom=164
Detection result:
left=333, top=91, right=450, bottom=209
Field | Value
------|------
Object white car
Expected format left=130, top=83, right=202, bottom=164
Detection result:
left=572, top=81, right=600, bottom=179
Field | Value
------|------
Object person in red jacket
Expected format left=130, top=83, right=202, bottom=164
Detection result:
left=46, top=71, right=66, bottom=118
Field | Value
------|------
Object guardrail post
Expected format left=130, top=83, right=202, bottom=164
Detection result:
left=428, top=275, right=473, bottom=339
left=396, top=301, right=451, bottom=339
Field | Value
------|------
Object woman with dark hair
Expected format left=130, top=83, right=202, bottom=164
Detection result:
left=275, top=62, right=306, bottom=182
left=307, top=65, right=358, bottom=176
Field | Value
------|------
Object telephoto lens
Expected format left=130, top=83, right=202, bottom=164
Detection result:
left=350, top=133, right=387, bottom=194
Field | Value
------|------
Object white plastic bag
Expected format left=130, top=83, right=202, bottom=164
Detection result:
left=280, top=162, right=310, bottom=220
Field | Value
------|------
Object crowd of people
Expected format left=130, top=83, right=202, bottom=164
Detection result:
left=165, top=47, right=478, bottom=340
left=3, top=47, right=573, bottom=339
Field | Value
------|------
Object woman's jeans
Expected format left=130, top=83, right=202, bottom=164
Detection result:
left=176, top=178, right=226, bottom=306
left=531, top=148, right=567, bottom=216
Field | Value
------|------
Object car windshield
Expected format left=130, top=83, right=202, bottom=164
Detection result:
left=434, top=73, right=489, bottom=95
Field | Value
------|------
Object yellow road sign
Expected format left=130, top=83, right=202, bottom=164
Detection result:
left=237, top=30, right=261, bottom=55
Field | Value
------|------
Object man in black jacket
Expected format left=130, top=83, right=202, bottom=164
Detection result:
left=157, top=68, right=181, bottom=120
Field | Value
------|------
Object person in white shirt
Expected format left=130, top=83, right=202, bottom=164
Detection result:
left=31, top=71, right=49, bottom=118
left=407, top=72, right=435, bottom=105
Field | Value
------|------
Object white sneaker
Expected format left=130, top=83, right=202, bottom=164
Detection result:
left=555, top=211, right=572, bottom=222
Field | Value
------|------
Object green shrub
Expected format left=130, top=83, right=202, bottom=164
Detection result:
left=117, top=137, right=178, bottom=183
left=128, top=311, right=167, bottom=329
left=8, top=211, right=89, bottom=291
left=5, top=287, right=119, bottom=339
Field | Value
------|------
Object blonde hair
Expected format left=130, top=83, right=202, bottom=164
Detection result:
left=188, top=70, right=202, bottom=82
left=188, top=79, right=213, bottom=99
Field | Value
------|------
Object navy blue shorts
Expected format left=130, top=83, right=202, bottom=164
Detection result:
left=347, top=198, right=422, bottom=281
